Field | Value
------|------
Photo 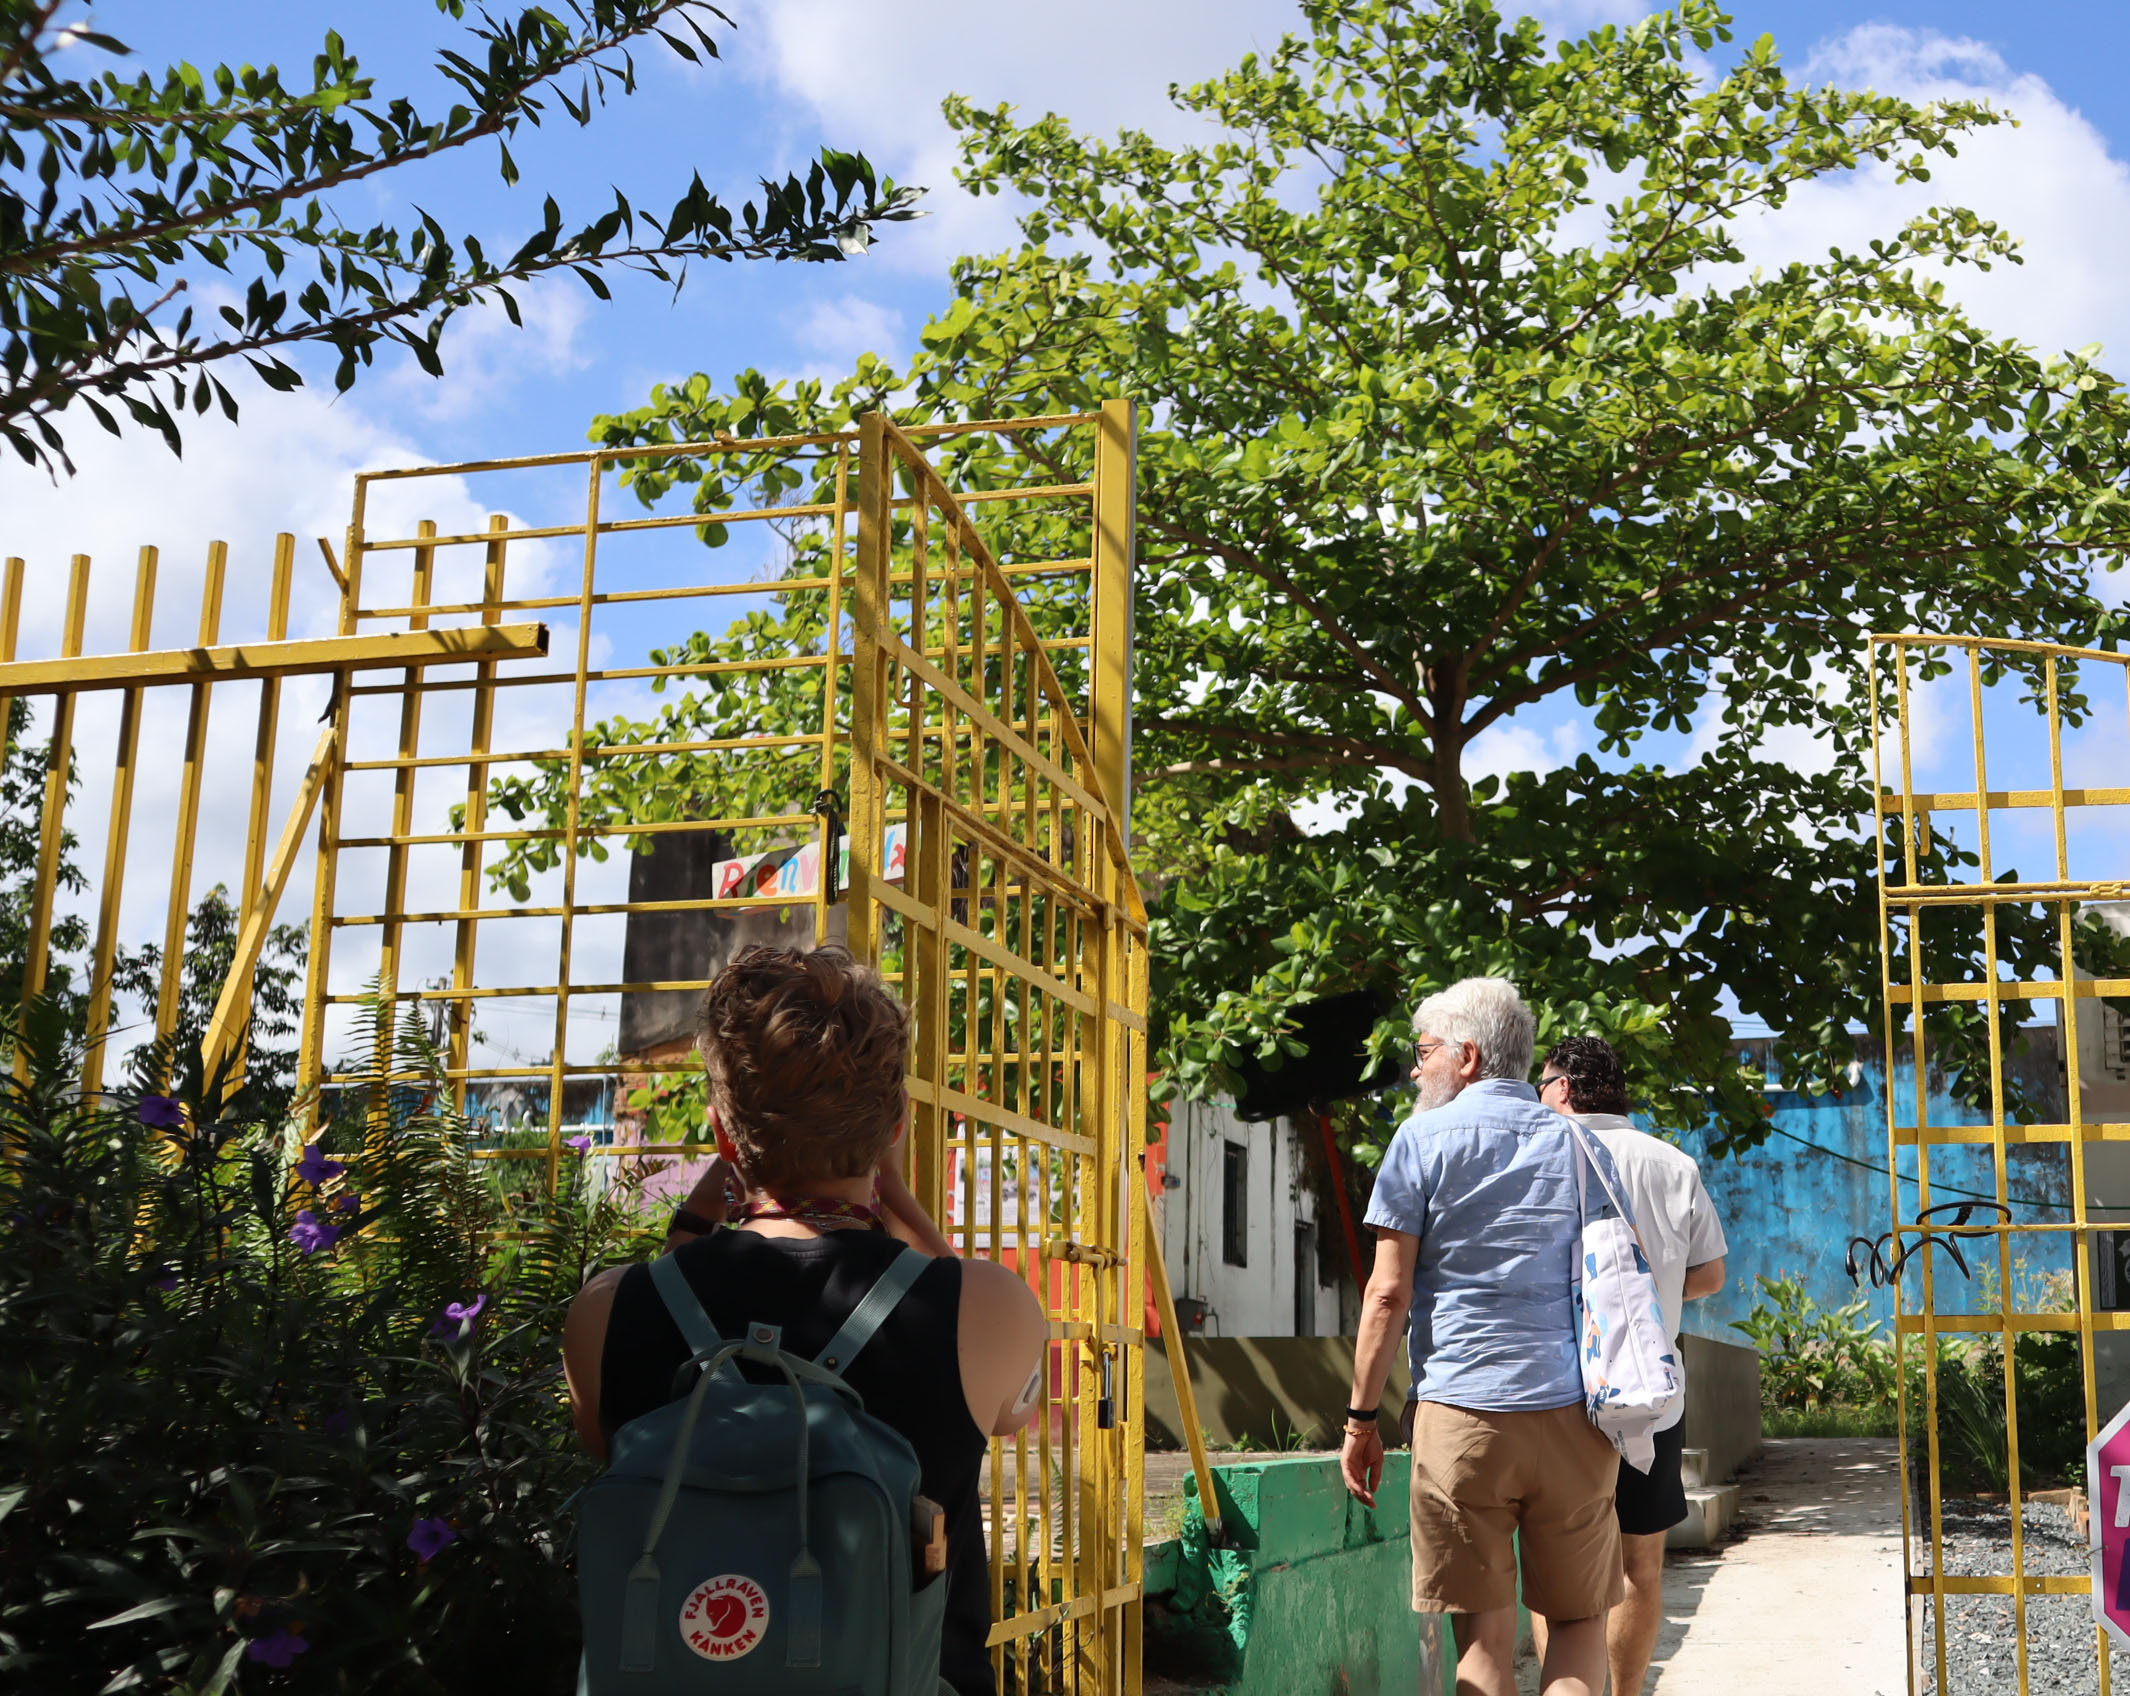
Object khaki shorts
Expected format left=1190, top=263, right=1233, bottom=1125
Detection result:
left=1407, top=1399, right=1623, bottom=1620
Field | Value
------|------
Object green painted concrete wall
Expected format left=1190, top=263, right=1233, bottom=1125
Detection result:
left=1143, top=1453, right=1450, bottom=1695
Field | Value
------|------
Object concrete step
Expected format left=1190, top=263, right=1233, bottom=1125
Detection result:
left=1667, top=1482, right=1740, bottom=1550
left=1681, top=1447, right=1710, bottom=1490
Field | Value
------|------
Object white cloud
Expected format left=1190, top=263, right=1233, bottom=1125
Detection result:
left=735, top=0, right=1304, bottom=268
left=788, top=293, right=906, bottom=371
left=1466, top=718, right=1588, bottom=784
left=1735, top=27, right=2130, bottom=367
left=374, top=285, right=594, bottom=424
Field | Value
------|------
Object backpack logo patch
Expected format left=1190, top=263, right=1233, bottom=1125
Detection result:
left=679, top=1573, right=770, bottom=1661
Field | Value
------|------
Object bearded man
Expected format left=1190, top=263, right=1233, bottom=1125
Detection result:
left=1338, top=977, right=1631, bottom=1696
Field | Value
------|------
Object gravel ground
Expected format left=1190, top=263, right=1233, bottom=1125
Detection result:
left=1917, top=1497, right=2099, bottom=1695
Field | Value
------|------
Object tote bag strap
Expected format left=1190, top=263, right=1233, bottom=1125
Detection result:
left=1562, top=1115, right=1654, bottom=1260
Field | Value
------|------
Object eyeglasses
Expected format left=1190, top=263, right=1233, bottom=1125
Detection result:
left=1538, top=1074, right=1567, bottom=1093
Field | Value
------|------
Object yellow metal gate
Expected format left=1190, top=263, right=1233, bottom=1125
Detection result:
left=1872, top=631, right=2119, bottom=1695
left=304, top=405, right=1151, bottom=1692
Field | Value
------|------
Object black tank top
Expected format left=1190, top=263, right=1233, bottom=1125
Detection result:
left=599, top=1231, right=994, bottom=1696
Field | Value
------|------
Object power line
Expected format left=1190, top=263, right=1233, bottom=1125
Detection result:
left=1762, top=1120, right=2070, bottom=1212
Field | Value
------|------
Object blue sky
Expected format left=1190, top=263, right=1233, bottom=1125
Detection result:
left=7, top=1, right=2130, bottom=1050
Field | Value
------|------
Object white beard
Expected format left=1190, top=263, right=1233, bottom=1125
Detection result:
left=1416, top=1072, right=1463, bottom=1112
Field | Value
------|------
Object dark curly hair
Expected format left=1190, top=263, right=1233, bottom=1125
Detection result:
left=1542, top=1035, right=1632, bottom=1116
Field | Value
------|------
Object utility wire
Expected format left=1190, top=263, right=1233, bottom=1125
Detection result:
left=1762, top=1119, right=2070, bottom=1212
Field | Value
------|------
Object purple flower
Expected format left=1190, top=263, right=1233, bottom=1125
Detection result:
left=323, top=1409, right=351, bottom=1438
left=407, top=1517, right=458, bottom=1561
left=148, top=1265, right=179, bottom=1292
left=288, top=1209, right=344, bottom=1256
left=330, top=1191, right=361, bottom=1214
left=137, top=1095, right=184, bottom=1129
left=565, top=1133, right=592, bottom=1155
left=432, top=1294, right=487, bottom=1338
left=293, top=1143, right=345, bottom=1186
left=244, top=1629, right=308, bottom=1668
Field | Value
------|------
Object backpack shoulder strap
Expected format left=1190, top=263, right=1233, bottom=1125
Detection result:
left=648, top=1252, right=726, bottom=1362
left=813, top=1245, right=928, bottom=1373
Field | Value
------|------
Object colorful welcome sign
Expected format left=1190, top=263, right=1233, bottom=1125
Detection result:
left=710, top=822, right=908, bottom=902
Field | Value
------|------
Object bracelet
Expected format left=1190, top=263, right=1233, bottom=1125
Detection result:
left=1343, top=1404, right=1378, bottom=1425
left=1343, top=1419, right=1378, bottom=1440
left=668, top=1207, right=719, bottom=1237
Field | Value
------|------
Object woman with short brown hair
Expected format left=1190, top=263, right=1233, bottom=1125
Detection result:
left=564, top=946, right=1048, bottom=1696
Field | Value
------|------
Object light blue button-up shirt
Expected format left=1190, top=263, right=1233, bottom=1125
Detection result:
left=1364, top=1077, right=1632, bottom=1412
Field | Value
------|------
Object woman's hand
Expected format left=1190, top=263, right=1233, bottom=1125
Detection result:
left=663, top=1155, right=736, bottom=1253
left=877, top=1159, right=956, bottom=1258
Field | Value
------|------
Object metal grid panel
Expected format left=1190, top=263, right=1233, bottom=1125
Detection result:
left=0, top=538, right=548, bottom=1094
left=310, top=406, right=1149, bottom=1693
left=1871, top=631, right=2115, bottom=1696
left=848, top=409, right=1147, bottom=1692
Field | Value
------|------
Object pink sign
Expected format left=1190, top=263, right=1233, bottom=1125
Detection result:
left=2088, top=1399, right=2130, bottom=1649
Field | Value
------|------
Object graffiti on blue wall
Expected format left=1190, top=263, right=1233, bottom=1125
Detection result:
left=1669, top=1028, right=2074, bottom=1341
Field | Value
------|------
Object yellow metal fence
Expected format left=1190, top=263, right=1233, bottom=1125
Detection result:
left=1873, top=630, right=2119, bottom=1695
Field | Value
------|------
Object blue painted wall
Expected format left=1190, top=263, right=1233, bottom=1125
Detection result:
left=1666, top=1030, right=2074, bottom=1343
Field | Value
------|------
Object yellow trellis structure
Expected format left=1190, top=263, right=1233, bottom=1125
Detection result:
left=1872, top=631, right=2124, bottom=1696
left=0, top=403, right=1213, bottom=1696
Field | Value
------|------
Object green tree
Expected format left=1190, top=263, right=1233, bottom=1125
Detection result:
left=1, top=0, right=919, bottom=473
left=113, top=884, right=309, bottom=1106
left=510, top=0, right=2130, bottom=1151
left=0, top=698, right=306, bottom=1091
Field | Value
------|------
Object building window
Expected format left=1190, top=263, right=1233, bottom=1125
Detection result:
left=1222, top=1139, right=1248, bottom=1267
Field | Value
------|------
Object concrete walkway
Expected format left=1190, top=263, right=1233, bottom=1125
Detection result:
left=1649, top=1438, right=1906, bottom=1696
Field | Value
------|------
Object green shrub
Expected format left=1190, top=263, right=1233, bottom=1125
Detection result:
left=0, top=998, right=659, bottom=1694
left=1733, top=1267, right=2088, bottom=1490
left=1730, top=1272, right=1897, bottom=1412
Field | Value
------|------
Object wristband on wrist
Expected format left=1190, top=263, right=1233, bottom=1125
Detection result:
left=1343, top=1404, right=1378, bottom=1425
left=668, top=1206, right=719, bottom=1238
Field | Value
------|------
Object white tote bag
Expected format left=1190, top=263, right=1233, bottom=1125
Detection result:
left=1566, top=1116, right=1683, bottom=1474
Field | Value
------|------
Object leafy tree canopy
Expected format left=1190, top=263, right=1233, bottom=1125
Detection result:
left=0, top=0, right=920, bottom=472
left=518, top=0, right=2130, bottom=1154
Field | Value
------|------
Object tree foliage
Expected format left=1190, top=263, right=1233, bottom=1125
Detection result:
left=0, top=0, right=920, bottom=472
left=526, top=0, right=2130, bottom=1152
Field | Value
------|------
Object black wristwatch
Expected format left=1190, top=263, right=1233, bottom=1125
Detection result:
left=668, top=1207, right=718, bottom=1238
left=1343, top=1404, right=1378, bottom=1425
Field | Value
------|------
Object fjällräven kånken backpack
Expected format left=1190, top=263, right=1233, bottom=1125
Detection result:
left=576, top=1246, right=951, bottom=1693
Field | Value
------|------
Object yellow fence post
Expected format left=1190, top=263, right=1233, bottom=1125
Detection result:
left=154, top=544, right=227, bottom=1078
left=17, top=555, right=92, bottom=1074
left=82, top=549, right=158, bottom=1097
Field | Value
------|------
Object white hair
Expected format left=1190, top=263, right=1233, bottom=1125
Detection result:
left=1412, top=977, right=1537, bottom=1082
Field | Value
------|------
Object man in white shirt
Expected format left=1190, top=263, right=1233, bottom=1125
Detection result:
left=1538, top=1035, right=1728, bottom=1696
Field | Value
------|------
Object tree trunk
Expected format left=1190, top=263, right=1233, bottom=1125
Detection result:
left=1429, top=668, right=1472, bottom=843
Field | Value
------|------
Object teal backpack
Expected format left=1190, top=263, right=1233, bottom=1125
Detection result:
left=576, top=1248, right=952, bottom=1694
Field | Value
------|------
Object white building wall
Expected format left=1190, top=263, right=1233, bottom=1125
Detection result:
left=1156, top=1095, right=1345, bottom=1338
